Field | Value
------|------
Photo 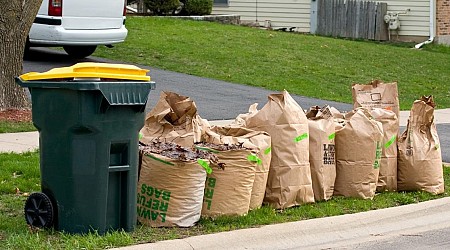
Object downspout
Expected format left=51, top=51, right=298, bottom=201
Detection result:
left=415, top=0, right=435, bottom=48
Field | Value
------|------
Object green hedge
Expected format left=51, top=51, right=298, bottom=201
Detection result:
left=183, top=0, right=213, bottom=16
left=144, top=0, right=181, bottom=16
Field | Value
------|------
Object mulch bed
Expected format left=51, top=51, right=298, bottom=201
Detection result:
left=0, top=109, right=32, bottom=122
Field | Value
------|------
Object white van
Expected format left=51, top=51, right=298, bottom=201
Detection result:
left=27, top=0, right=128, bottom=58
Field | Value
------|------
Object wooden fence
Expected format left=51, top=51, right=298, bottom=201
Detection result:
left=316, top=0, right=388, bottom=41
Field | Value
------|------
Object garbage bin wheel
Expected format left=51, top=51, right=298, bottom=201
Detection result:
left=63, top=45, right=97, bottom=59
left=24, top=192, right=54, bottom=228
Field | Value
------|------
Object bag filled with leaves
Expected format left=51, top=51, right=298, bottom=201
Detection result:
left=196, top=141, right=257, bottom=217
left=334, top=108, right=383, bottom=199
left=235, top=90, right=315, bottom=209
left=140, top=91, right=210, bottom=147
left=369, top=108, right=399, bottom=192
left=137, top=141, right=219, bottom=227
left=397, top=96, right=444, bottom=194
left=306, top=105, right=336, bottom=201
left=203, top=126, right=272, bottom=210
left=352, top=80, right=400, bottom=119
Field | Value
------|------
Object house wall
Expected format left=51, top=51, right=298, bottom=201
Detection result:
left=436, top=0, right=450, bottom=44
left=211, top=0, right=312, bottom=32
left=383, top=0, right=430, bottom=39
left=212, top=0, right=436, bottom=41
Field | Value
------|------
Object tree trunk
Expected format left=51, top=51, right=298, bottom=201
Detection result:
left=0, top=0, right=42, bottom=110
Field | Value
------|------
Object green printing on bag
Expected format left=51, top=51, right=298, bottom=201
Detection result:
left=247, top=154, right=262, bottom=165
left=146, top=154, right=175, bottom=166
left=294, top=133, right=308, bottom=143
left=328, top=133, right=336, bottom=141
left=264, top=147, right=271, bottom=155
left=373, top=141, right=382, bottom=169
left=198, top=159, right=212, bottom=174
left=137, top=184, right=171, bottom=222
left=384, top=135, right=397, bottom=149
left=203, top=177, right=216, bottom=210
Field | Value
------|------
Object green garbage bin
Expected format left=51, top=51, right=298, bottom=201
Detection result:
left=16, top=62, right=155, bottom=235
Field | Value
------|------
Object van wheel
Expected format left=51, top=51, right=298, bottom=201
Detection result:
left=63, top=45, right=97, bottom=59
left=23, top=37, right=31, bottom=59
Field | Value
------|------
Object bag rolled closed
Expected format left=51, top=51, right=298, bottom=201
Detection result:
left=334, top=108, right=383, bottom=199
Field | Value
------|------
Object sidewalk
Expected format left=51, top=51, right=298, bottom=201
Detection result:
left=114, top=197, right=450, bottom=250
left=1, top=109, right=450, bottom=154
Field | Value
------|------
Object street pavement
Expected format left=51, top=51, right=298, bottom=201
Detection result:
left=17, top=48, right=450, bottom=162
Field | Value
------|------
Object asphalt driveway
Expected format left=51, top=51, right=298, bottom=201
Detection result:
left=23, top=48, right=449, bottom=162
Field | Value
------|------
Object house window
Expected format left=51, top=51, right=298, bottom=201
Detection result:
left=214, top=0, right=229, bottom=6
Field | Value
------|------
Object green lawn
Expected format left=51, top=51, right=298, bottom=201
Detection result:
left=4, top=17, right=449, bottom=248
left=0, top=121, right=36, bottom=134
left=1, top=151, right=449, bottom=249
left=94, top=17, right=450, bottom=110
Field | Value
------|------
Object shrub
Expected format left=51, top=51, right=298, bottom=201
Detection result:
left=184, top=0, right=213, bottom=16
left=144, top=0, right=181, bottom=16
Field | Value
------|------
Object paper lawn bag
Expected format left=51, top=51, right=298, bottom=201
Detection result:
left=370, top=108, right=399, bottom=192
left=352, top=80, right=400, bottom=119
left=137, top=152, right=208, bottom=227
left=398, top=96, right=444, bottom=195
left=140, top=91, right=209, bottom=147
left=242, top=90, right=315, bottom=209
left=204, top=126, right=272, bottom=210
left=334, top=108, right=383, bottom=199
left=199, top=145, right=257, bottom=217
left=306, top=106, right=336, bottom=201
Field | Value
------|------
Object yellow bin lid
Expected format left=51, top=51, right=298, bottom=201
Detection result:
left=20, top=62, right=151, bottom=81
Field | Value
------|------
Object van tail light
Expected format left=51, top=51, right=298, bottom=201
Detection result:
left=49, top=0, right=63, bottom=16
left=123, top=0, right=127, bottom=16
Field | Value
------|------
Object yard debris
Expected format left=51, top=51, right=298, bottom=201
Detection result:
left=307, top=105, right=336, bottom=201
left=0, top=109, right=32, bottom=122
left=140, top=141, right=225, bottom=170
left=234, top=90, right=315, bottom=209
left=398, top=96, right=444, bottom=194
left=139, top=91, right=209, bottom=147
left=334, top=108, right=383, bottom=199
left=352, top=80, right=400, bottom=119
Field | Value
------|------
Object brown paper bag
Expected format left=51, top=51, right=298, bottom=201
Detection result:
left=137, top=152, right=208, bottom=227
left=397, top=96, right=444, bottom=194
left=369, top=108, right=399, bottom=192
left=352, top=80, right=400, bottom=119
left=204, top=126, right=272, bottom=210
left=140, top=91, right=209, bottom=147
left=242, top=90, right=315, bottom=209
left=307, top=106, right=336, bottom=201
left=334, top=108, right=383, bottom=199
left=233, top=103, right=259, bottom=126
left=198, top=146, right=257, bottom=217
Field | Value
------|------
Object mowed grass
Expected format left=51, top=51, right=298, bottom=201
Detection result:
left=1, top=151, right=449, bottom=249
left=94, top=17, right=450, bottom=110
left=0, top=121, right=36, bottom=134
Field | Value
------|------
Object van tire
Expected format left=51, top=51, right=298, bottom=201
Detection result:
left=23, top=37, right=31, bottom=59
left=63, top=45, right=97, bottom=59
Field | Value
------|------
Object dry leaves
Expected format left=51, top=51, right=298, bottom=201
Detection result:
left=0, top=109, right=32, bottom=122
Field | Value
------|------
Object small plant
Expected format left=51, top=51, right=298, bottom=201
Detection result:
left=183, top=0, right=213, bottom=16
left=144, top=0, right=181, bottom=16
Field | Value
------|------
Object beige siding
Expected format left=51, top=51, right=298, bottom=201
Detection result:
left=212, top=0, right=431, bottom=37
left=212, top=0, right=312, bottom=32
left=383, top=0, right=431, bottom=37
